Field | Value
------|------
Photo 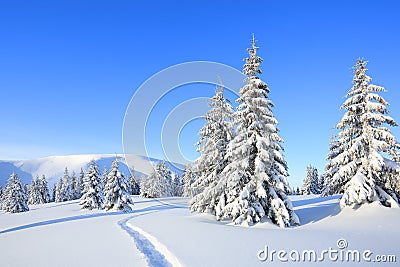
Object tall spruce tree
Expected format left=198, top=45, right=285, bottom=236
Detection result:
left=325, top=59, right=400, bottom=208
left=80, top=160, right=104, bottom=210
left=104, top=158, right=134, bottom=211
left=191, top=35, right=299, bottom=227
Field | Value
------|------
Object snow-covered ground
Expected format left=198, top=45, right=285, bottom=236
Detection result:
left=1, top=195, right=399, bottom=267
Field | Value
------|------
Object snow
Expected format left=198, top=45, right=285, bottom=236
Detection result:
left=1, top=195, right=399, bottom=266
left=0, top=200, right=147, bottom=267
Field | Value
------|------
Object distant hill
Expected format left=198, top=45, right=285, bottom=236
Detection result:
left=0, top=154, right=184, bottom=187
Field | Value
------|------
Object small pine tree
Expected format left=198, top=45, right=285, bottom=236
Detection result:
left=80, top=160, right=104, bottom=210
left=61, top=167, right=73, bottom=201
left=77, top=168, right=85, bottom=198
left=159, top=161, right=172, bottom=197
left=182, top=164, right=198, bottom=198
left=39, top=175, right=50, bottom=203
left=171, top=172, right=184, bottom=197
left=51, top=184, right=56, bottom=202
left=70, top=171, right=79, bottom=200
left=23, top=184, right=29, bottom=195
left=28, top=176, right=42, bottom=204
left=4, top=173, right=29, bottom=213
left=301, top=165, right=319, bottom=195
left=140, top=161, right=172, bottom=198
left=322, top=135, right=343, bottom=196
left=128, top=167, right=140, bottom=195
left=0, top=185, right=4, bottom=209
left=102, top=166, right=108, bottom=186
left=139, top=175, right=149, bottom=197
left=317, top=175, right=325, bottom=194
left=104, top=158, right=134, bottom=212
left=54, top=178, right=64, bottom=203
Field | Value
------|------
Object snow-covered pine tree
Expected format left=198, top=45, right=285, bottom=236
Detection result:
left=324, top=59, right=400, bottom=208
left=128, top=167, right=140, bottom=195
left=301, top=165, right=319, bottom=195
left=3, top=173, right=29, bottom=213
left=317, top=175, right=325, bottom=194
left=102, top=166, right=108, bottom=186
left=23, top=184, right=29, bottom=195
left=159, top=161, right=172, bottom=196
left=54, top=178, right=64, bottom=202
left=61, top=167, right=73, bottom=201
left=171, top=172, right=184, bottom=197
left=51, top=184, right=56, bottom=202
left=190, top=80, right=234, bottom=197
left=192, top=35, right=299, bottom=227
left=77, top=168, right=85, bottom=198
left=182, top=164, right=198, bottom=197
left=139, top=175, right=150, bottom=197
left=70, top=171, right=79, bottom=200
left=104, top=158, right=134, bottom=212
left=28, top=176, right=42, bottom=204
left=39, top=175, right=50, bottom=203
left=322, top=135, right=344, bottom=196
left=80, top=160, right=104, bottom=210
left=140, top=161, right=172, bottom=198
left=28, top=175, right=50, bottom=204
left=146, top=172, right=162, bottom=198
left=0, top=185, right=4, bottom=209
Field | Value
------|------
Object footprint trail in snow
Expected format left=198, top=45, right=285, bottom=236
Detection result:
left=118, top=215, right=183, bottom=267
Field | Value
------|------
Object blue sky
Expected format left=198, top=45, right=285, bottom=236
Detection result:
left=1, top=1, right=399, bottom=187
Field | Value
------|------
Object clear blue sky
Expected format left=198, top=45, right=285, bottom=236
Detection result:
left=1, top=0, right=399, bottom=187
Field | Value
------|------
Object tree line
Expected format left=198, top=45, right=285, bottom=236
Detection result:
left=0, top=157, right=185, bottom=213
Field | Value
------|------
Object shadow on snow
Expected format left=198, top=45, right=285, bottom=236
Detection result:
left=0, top=203, right=184, bottom=235
left=291, top=195, right=341, bottom=207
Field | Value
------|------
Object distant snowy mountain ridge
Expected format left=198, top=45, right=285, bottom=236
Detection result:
left=0, top=154, right=183, bottom=187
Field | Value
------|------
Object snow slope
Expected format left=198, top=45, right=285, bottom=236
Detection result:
left=0, top=154, right=184, bottom=187
left=1, top=195, right=399, bottom=267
